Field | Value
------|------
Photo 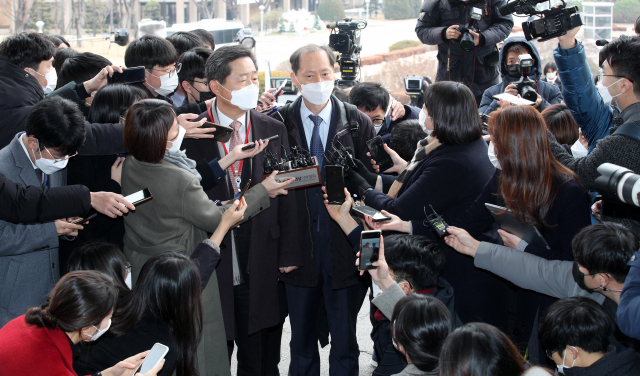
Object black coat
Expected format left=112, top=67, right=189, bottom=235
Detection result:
left=415, top=0, right=514, bottom=97
left=564, top=347, right=640, bottom=376
left=0, top=59, right=126, bottom=155
left=182, top=105, right=301, bottom=339
left=275, top=96, right=377, bottom=290
left=0, top=171, right=91, bottom=224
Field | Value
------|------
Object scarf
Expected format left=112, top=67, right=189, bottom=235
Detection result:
left=163, top=149, right=202, bottom=181
left=387, top=136, right=442, bottom=199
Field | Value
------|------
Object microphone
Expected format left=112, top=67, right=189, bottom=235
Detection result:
left=596, top=39, right=609, bottom=46
left=326, top=22, right=336, bottom=29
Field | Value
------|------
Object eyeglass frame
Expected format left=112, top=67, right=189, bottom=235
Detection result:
left=597, top=68, right=633, bottom=84
left=41, top=144, right=78, bottom=164
left=148, top=63, right=182, bottom=78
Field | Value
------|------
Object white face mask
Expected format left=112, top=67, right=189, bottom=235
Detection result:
left=31, top=68, right=57, bottom=93
left=597, top=78, right=623, bottom=110
left=556, top=346, right=577, bottom=374
left=487, top=141, right=501, bottom=170
left=84, top=318, right=111, bottom=342
left=148, top=71, right=180, bottom=96
left=218, top=83, right=259, bottom=111
left=166, top=125, right=186, bottom=154
left=546, top=72, right=557, bottom=83
left=30, top=141, right=69, bottom=175
left=418, top=109, right=432, bottom=136
left=570, top=139, right=588, bottom=158
left=295, top=76, right=334, bottom=106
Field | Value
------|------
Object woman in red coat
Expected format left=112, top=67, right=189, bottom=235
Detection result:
left=0, top=270, right=163, bottom=376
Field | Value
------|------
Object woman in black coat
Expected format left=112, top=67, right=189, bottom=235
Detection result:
left=346, top=81, right=508, bottom=332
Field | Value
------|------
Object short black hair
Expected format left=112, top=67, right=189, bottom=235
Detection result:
left=389, top=119, right=428, bottom=161
left=0, top=32, right=55, bottom=70
left=290, top=44, right=335, bottom=75
left=125, top=34, right=178, bottom=70
left=599, top=35, right=640, bottom=97
left=124, top=99, right=176, bottom=164
left=88, top=84, right=148, bottom=124
left=384, top=235, right=446, bottom=290
left=58, top=52, right=112, bottom=89
left=166, top=31, right=205, bottom=57
left=178, top=47, right=213, bottom=84
left=205, top=45, right=257, bottom=85
left=424, top=81, right=482, bottom=145
left=191, top=29, right=216, bottom=50
left=67, top=241, right=129, bottom=291
left=47, top=35, right=71, bottom=48
left=25, top=96, right=86, bottom=155
left=52, top=48, right=79, bottom=78
left=543, top=61, right=557, bottom=74
left=572, top=223, right=639, bottom=283
left=391, top=294, right=453, bottom=372
left=349, top=82, right=390, bottom=112
left=539, top=297, right=612, bottom=356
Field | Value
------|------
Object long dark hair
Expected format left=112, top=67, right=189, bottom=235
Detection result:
left=88, top=84, right=148, bottom=124
left=489, top=106, right=579, bottom=231
left=25, top=271, right=118, bottom=333
left=67, top=241, right=130, bottom=292
left=391, top=294, right=453, bottom=373
left=438, top=323, right=525, bottom=376
left=111, top=253, right=203, bottom=376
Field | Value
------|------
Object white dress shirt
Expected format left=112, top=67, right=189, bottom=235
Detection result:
left=300, top=99, right=332, bottom=150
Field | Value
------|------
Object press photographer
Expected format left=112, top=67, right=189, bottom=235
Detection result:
left=415, top=0, right=514, bottom=102
left=546, top=27, right=640, bottom=231
left=478, top=37, right=563, bottom=114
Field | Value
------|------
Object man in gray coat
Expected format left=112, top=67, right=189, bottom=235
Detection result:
left=0, top=96, right=87, bottom=327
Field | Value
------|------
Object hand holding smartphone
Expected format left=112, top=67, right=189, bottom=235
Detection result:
left=122, top=188, right=153, bottom=207
left=359, top=230, right=381, bottom=270
left=366, top=136, right=394, bottom=173
left=325, top=165, right=346, bottom=205
left=236, top=179, right=251, bottom=210
left=133, top=343, right=169, bottom=375
left=106, top=66, right=146, bottom=84
left=241, top=135, right=279, bottom=150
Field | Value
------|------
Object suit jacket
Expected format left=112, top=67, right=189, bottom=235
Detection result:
left=121, top=154, right=269, bottom=376
left=0, top=315, right=78, bottom=376
left=182, top=105, right=301, bottom=339
left=0, top=133, right=64, bottom=327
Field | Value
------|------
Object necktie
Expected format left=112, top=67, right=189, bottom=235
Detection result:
left=309, top=115, right=324, bottom=166
left=228, top=120, right=243, bottom=192
left=41, top=172, right=49, bottom=190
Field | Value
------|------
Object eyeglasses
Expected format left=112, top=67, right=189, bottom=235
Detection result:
left=372, top=118, right=385, bottom=126
left=598, top=69, right=633, bottom=83
left=150, top=63, right=182, bottom=78
left=545, top=349, right=556, bottom=360
left=192, top=79, right=208, bottom=86
left=43, top=145, right=78, bottom=164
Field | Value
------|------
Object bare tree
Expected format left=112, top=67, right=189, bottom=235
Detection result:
left=0, top=0, right=36, bottom=31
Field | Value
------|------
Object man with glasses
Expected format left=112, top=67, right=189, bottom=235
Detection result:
left=0, top=96, right=89, bottom=327
left=348, top=82, right=420, bottom=142
left=175, top=48, right=215, bottom=106
left=546, top=28, right=640, bottom=231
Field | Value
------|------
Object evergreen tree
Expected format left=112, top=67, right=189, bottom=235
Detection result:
left=278, top=17, right=286, bottom=32
left=317, top=0, right=346, bottom=22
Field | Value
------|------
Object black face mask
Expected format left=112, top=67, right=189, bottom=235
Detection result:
left=572, top=262, right=596, bottom=292
left=194, top=88, right=215, bottom=104
left=506, top=64, right=521, bottom=78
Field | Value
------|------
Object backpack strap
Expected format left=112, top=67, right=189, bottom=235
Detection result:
left=334, top=95, right=360, bottom=140
left=613, top=123, right=640, bottom=143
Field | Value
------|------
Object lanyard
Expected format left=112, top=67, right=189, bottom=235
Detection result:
left=220, top=113, right=252, bottom=176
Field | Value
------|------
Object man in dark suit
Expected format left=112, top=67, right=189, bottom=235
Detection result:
left=273, top=44, right=377, bottom=376
left=181, top=45, right=298, bottom=376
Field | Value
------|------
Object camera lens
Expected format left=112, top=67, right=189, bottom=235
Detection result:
left=460, top=32, right=475, bottom=52
left=520, top=85, right=538, bottom=102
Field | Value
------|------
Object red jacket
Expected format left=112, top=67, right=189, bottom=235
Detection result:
left=0, top=315, right=80, bottom=376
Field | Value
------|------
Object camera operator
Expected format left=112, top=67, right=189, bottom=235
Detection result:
left=349, top=82, right=421, bottom=142
left=478, top=37, right=563, bottom=115
left=547, top=28, right=640, bottom=231
left=415, top=0, right=514, bottom=103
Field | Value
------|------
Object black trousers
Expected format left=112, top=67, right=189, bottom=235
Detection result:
left=285, top=269, right=362, bottom=376
left=227, top=282, right=287, bottom=376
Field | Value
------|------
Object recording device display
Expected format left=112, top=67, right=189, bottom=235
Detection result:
left=366, top=136, right=394, bottom=172
left=404, top=75, right=431, bottom=108
left=498, top=0, right=583, bottom=42
left=241, top=135, right=280, bottom=150
left=123, top=188, right=153, bottom=207
left=456, top=7, right=483, bottom=52
left=107, top=66, right=146, bottom=84
left=359, top=230, right=381, bottom=270
left=595, top=163, right=640, bottom=208
left=327, top=18, right=368, bottom=87
left=325, top=165, right=346, bottom=205
left=134, top=343, right=169, bottom=375
left=425, top=205, right=449, bottom=237
left=351, top=205, right=392, bottom=222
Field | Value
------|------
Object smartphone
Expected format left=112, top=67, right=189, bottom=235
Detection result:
left=236, top=179, right=252, bottom=203
left=241, top=135, right=279, bottom=150
left=274, top=79, right=288, bottom=97
left=71, top=213, right=98, bottom=225
left=351, top=205, right=391, bottom=222
left=123, top=188, right=153, bottom=206
left=201, top=121, right=235, bottom=143
left=359, top=230, right=382, bottom=270
left=107, top=66, right=146, bottom=85
left=325, top=165, right=346, bottom=205
left=366, top=136, right=394, bottom=172
left=134, top=343, right=169, bottom=374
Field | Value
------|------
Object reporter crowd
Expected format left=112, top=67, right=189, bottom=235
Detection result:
left=0, top=16, right=639, bottom=376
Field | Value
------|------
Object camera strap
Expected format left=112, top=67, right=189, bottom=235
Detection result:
left=613, top=123, right=640, bottom=144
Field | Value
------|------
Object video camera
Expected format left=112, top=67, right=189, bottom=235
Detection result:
left=327, top=18, right=367, bottom=87
left=404, top=75, right=431, bottom=108
left=511, top=54, right=538, bottom=102
left=594, top=163, right=640, bottom=221
left=456, top=7, right=483, bottom=52
left=498, top=0, right=583, bottom=42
